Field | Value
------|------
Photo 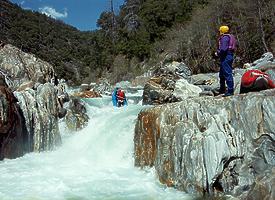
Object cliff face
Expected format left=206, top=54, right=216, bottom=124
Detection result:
left=0, top=80, right=28, bottom=159
left=0, top=44, right=64, bottom=159
left=134, top=89, right=275, bottom=199
left=14, top=83, right=61, bottom=152
left=0, top=44, right=54, bottom=89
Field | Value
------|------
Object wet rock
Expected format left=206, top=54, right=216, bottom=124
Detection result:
left=14, top=83, right=61, bottom=152
left=0, top=76, right=28, bottom=159
left=65, top=98, right=89, bottom=131
left=0, top=44, right=66, bottom=159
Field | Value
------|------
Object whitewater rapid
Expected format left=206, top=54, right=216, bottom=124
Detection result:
left=0, top=96, right=192, bottom=200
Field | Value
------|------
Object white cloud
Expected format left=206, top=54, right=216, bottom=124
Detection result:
left=20, top=1, right=25, bottom=5
left=39, top=6, right=68, bottom=19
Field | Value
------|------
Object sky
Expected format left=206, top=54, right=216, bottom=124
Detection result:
left=10, top=0, right=125, bottom=31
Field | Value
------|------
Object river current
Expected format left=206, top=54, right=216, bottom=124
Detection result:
left=0, top=94, right=192, bottom=200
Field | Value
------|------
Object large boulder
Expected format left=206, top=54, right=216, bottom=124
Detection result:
left=134, top=89, right=275, bottom=199
left=142, top=62, right=193, bottom=105
left=65, top=98, right=89, bottom=131
left=14, top=83, right=61, bottom=152
left=0, top=44, right=55, bottom=90
left=0, top=44, right=65, bottom=159
left=0, top=75, right=28, bottom=159
left=142, top=76, right=178, bottom=105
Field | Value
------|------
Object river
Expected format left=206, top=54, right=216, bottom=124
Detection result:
left=0, top=94, right=192, bottom=200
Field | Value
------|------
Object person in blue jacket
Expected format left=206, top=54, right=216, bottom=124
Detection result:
left=215, top=25, right=236, bottom=97
left=112, top=87, right=119, bottom=106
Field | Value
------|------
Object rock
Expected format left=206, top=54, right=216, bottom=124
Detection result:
left=0, top=44, right=67, bottom=159
left=190, top=73, right=219, bottom=86
left=155, top=61, right=191, bottom=78
left=249, top=52, right=275, bottom=80
left=134, top=89, right=275, bottom=199
left=92, top=78, right=112, bottom=95
left=189, top=69, right=247, bottom=95
left=173, top=79, right=202, bottom=100
left=250, top=52, right=274, bottom=69
left=73, top=90, right=102, bottom=98
left=16, top=81, right=34, bottom=92
left=0, top=44, right=55, bottom=90
left=132, top=76, right=151, bottom=87
left=58, top=107, right=67, bottom=119
left=142, top=78, right=177, bottom=105
left=80, top=84, right=91, bottom=92
left=115, top=81, right=132, bottom=89
left=199, top=91, right=214, bottom=96
left=165, top=61, right=192, bottom=79
left=65, top=98, right=89, bottom=131
left=0, top=77, right=28, bottom=159
left=14, top=83, right=61, bottom=152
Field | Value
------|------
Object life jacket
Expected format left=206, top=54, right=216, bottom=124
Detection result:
left=117, top=90, right=125, bottom=101
left=219, top=34, right=237, bottom=51
left=241, top=69, right=275, bottom=88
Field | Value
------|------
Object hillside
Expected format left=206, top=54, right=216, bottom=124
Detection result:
left=1, top=0, right=275, bottom=85
left=0, top=0, right=107, bottom=84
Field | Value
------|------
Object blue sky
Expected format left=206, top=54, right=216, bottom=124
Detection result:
left=10, top=0, right=125, bottom=31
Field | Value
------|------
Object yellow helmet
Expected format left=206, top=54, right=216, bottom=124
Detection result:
left=219, top=25, right=229, bottom=35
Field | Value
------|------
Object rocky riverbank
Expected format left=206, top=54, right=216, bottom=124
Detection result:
left=0, top=44, right=68, bottom=159
left=134, top=53, right=275, bottom=199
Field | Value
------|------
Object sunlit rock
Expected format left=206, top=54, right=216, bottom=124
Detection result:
left=0, top=44, right=55, bottom=90
left=142, top=61, right=200, bottom=105
left=134, top=89, right=275, bottom=199
left=173, top=79, right=202, bottom=100
left=16, top=81, right=34, bottom=92
left=14, top=83, right=61, bottom=152
left=0, top=44, right=68, bottom=155
left=73, top=90, right=102, bottom=98
left=190, top=69, right=246, bottom=96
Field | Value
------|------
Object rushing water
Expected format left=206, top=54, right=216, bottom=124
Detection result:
left=0, top=95, right=192, bottom=200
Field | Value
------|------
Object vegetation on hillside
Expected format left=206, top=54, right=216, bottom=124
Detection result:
left=1, top=0, right=274, bottom=85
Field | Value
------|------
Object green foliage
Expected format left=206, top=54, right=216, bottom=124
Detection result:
left=1, top=0, right=274, bottom=85
left=1, top=0, right=108, bottom=85
left=151, top=0, right=275, bottom=73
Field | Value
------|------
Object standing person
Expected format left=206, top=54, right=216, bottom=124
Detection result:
left=215, top=25, right=236, bottom=97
